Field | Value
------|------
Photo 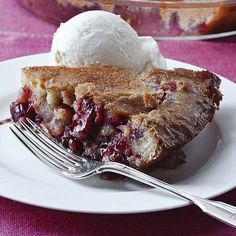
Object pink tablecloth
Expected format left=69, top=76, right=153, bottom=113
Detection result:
left=0, top=0, right=236, bottom=235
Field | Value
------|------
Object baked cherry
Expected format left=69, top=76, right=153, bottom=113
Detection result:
left=60, top=127, right=84, bottom=154
left=72, top=97, right=104, bottom=140
left=101, top=133, right=132, bottom=165
left=160, top=82, right=177, bottom=92
left=10, top=86, right=36, bottom=122
left=10, top=101, right=36, bottom=122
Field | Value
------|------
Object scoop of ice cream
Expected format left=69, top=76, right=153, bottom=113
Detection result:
left=140, top=36, right=166, bottom=71
left=50, top=11, right=166, bottom=72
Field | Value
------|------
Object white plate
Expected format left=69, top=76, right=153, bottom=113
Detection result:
left=0, top=53, right=235, bottom=214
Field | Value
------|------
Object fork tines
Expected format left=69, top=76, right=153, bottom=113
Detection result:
left=10, top=118, right=93, bottom=175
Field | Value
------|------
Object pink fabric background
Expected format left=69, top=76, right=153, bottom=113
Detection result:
left=0, top=0, right=236, bottom=235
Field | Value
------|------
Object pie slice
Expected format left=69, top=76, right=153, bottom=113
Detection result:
left=10, top=65, right=222, bottom=171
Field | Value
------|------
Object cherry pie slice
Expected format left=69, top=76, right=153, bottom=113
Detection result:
left=10, top=65, right=222, bottom=171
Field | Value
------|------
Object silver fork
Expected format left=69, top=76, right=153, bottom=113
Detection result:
left=10, top=118, right=236, bottom=227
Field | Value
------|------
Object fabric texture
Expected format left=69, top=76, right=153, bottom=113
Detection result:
left=0, top=0, right=236, bottom=235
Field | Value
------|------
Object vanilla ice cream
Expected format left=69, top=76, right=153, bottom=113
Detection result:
left=50, top=11, right=166, bottom=73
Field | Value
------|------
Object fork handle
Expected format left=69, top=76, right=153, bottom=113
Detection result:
left=99, top=162, right=236, bottom=227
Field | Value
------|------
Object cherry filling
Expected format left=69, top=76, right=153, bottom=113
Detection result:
left=100, top=133, right=132, bottom=165
left=198, top=22, right=208, bottom=33
left=59, top=97, right=104, bottom=154
left=60, top=127, right=84, bottom=154
left=10, top=90, right=140, bottom=167
left=72, top=97, right=103, bottom=141
left=60, top=97, right=136, bottom=165
left=10, top=87, right=36, bottom=122
left=60, top=97, right=139, bottom=166
left=160, top=82, right=177, bottom=92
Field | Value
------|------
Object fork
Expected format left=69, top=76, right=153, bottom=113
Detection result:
left=10, top=118, right=236, bottom=227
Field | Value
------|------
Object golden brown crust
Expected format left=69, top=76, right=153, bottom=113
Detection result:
left=22, top=64, right=222, bottom=114
left=21, top=65, right=222, bottom=169
left=22, top=65, right=148, bottom=113
left=22, top=65, right=135, bottom=89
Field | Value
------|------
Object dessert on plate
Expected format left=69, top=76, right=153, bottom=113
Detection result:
left=10, top=11, right=222, bottom=172
left=10, top=65, right=222, bottom=171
